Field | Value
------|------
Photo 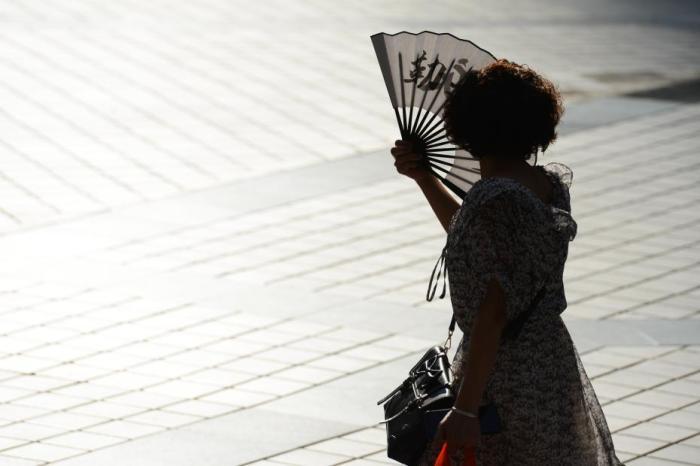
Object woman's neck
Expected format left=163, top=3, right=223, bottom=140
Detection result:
left=478, top=156, right=532, bottom=180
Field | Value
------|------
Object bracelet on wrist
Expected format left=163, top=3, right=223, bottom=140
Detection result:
left=451, top=406, right=478, bottom=419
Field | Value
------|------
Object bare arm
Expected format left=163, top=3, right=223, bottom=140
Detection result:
left=431, top=275, right=507, bottom=455
left=454, top=276, right=507, bottom=412
left=391, top=140, right=461, bottom=233
left=416, top=176, right=461, bottom=233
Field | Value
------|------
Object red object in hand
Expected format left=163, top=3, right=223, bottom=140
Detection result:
left=434, top=443, right=477, bottom=466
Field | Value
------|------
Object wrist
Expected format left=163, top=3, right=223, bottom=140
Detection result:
left=415, top=175, right=436, bottom=187
left=454, top=380, right=482, bottom=413
left=451, top=406, right=478, bottom=419
left=455, top=390, right=480, bottom=413
left=455, top=399, right=480, bottom=413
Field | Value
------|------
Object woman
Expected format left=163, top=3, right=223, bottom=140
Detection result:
left=390, top=59, right=624, bottom=465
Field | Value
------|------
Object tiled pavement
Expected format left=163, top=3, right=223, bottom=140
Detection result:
left=0, top=0, right=698, bottom=231
left=0, top=96, right=693, bottom=465
left=0, top=0, right=698, bottom=465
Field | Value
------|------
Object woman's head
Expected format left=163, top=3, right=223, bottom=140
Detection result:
left=443, top=59, right=564, bottom=161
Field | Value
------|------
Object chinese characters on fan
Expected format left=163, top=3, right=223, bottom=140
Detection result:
left=403, top=51, right=473, bottom=94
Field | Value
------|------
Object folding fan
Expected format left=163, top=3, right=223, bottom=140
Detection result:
left=371, top=31, right=497, bottom=199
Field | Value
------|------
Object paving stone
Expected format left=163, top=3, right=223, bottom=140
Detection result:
left=85, top=420, right=164, bottom=439
left=623, top=390, right=697, bottom=410
left=125, top=409, right=201, bottom=429
left=620, top=421, right=697, bottom=443
left=648, top=443, right=700, bottom=463
left=2, top=442, right=84, bottom=463
left=267, top=448, right=349, bottom=465
left=306, top=437, right=384, bottom=457
left=626, top=456, right=688, bottom=465
left=43, top=431, right=125, bottom=451
left=58, top=408, right=358, bottom=466
left=612, top=433, right=669, bottom=455
left=0, top=1, right=698, bottom=465
left=340, top=428, right=387, bottom=447
left=199, top=388, right=276, bottom=408
left=653, top=408, right=700, bottom=430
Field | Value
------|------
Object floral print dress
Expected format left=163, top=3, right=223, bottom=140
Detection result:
left=417, top=162, right=625, bottom=466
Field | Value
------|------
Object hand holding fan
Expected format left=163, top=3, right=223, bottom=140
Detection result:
left=371, top=32, right=497, bottom=198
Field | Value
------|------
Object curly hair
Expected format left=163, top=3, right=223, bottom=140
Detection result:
left=442, top=59, right=564, bottom=161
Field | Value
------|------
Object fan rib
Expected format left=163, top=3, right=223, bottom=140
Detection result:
left=419, top=114, right=447, bottom=142
left=407, top=53, right=419, bottom=136
left=424, top=147, right=462, bottom=153
left=427, top=162, right=476, bottom=186
left=411, top=54, right=439, bottom=136
left=393, top=107, right=404, bottom=139
left=423, top=128, right=447, bottom=147
left=427, top=156, right=481, bottom=175
left=423, top=139, right=456, bottom=150
left=424, top=153, right=477, bottom=161
left=398, top=53, right=408, bottom=138
left=439, top=176, right=468, bottom=199
left=413, top=58, right=456, bottom=137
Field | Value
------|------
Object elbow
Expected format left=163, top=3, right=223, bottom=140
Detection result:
left=481, top=276, right=508, bottom=332
left=484, top=309, right=507, bottom=335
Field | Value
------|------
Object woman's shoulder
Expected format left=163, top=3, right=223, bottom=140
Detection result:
left=449, top=162, right=576, bottom=237
left=464, top=174, right=535, bottom=215
left=542, top=161, right=574, bottom=189
left=449, top=177, right=530, bottom=235
left=468, top=161, right=574, bottom=213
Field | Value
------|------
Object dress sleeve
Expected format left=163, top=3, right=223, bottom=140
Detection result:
left=459, top=189, right=550, bottom=326
left=447, top=206, right=461, bottom=234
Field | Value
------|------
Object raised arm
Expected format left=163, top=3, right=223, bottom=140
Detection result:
left=391, top=140, right=461, bottom=233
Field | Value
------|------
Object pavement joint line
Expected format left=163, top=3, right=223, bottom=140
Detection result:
left=574, top=198, right=700, bottom=239
left=239, top=424, right=388, bottom=466
left=0, top=295, right=143, bottom=345
left=0, top=306, right=425, bottom=422
left=0, top=120, right=107, bottom=208
left=624, top=430, right=700, bottom=463
left=121, top=186, right=417, bottom=252
left=135, top=23, right=383, bottom=151
left=67, top=28, right=301, bottom=164
left=569, top=259, right=700, bottom=307
left=574, top=152, right=700, bottom=201
left=0, top=77, right=174, bottom=196
left=587, top=346, right=694, bottom=385
left=106, top=22, right=339, bottom=156
left=1, top=334, right=427, bottom=464
left=571, top=219, right=700, bottom=264
left=574, top=143, right=700, bottom=198
left=103, top=183, right=417, bottom=254
left=0, top=48, right=221, bottom=181
left=238, top=355, right=700, bottom=466
left=313, top=255, right=433, bottom=293
left=0, top=85, right=692, bottom=244
left=567, top=120, right=697, bottom=175
left=347, top=230, right=700, bottom=305
left=2, top=31, right=248, bottom=172
left=601, top=283, right=700, bottom=320
left=0, top=158, right=62, bottom=216
left=223, top=228, right=440, bottom=281
left=156, top=198, right=420, bottom=271
left=560, top=111, right=699, bottom=166
left=0, top=8, right=697, bottom=461
left=577, top=180, right=698, bottom=219
left=610, top=397, right=700, bottom=436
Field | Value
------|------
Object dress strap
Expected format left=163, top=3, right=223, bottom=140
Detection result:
left=426, top=244, right=448, bottom=301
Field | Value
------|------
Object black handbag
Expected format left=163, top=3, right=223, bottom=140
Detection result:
left=377, top=285, right=546, bottom=466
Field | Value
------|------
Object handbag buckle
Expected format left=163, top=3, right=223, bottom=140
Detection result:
left=443, top=328, right=454, bottom=352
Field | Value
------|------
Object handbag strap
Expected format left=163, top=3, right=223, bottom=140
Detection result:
left=446, top=283, right=547, bottom=344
